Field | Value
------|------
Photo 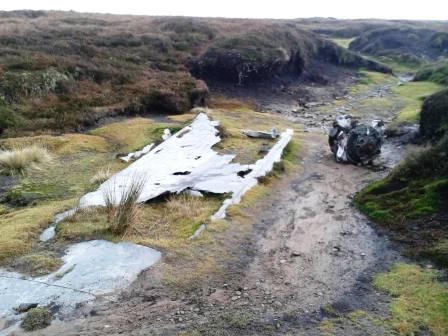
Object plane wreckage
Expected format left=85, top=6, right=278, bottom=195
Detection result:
left=329, top=115, right=385, bottom=165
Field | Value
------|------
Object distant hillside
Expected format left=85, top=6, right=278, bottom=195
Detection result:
left=414, top=60, right=448, bottom=85
left=349, top=27, right=448, bottom=60
left=0, top=11, right=389, bottom=136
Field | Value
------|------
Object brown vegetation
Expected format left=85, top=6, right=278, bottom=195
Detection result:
left=0, top=144, right=52, bottom=175
left=104, top=176, right=145, bottom=235
left=0, top=11, right=390, bottom=136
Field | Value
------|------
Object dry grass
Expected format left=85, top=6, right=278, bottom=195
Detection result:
left=0, top=134, right=109, bottom=154
left=0, top=199, right=75, bottom=262
left=90, top=166, right=112, bottom=185
left=0, top=144, right=53, bottom=175
left=165, top=193, right=206, bottom=218
left=104, top=176, right=145, bottom=235
left=13, top=251, right=62, bottom=276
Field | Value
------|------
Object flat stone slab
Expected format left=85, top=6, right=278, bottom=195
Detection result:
left=0, top=240, right=161, bottom=320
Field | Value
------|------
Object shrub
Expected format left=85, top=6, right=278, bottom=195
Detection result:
left=0, top=144, right=53, bottom=175
left=21, top=307, right=52, bottom=331
left=103, top=176, right=145, bottom=235
left=0, top=105, right=19, bottom=133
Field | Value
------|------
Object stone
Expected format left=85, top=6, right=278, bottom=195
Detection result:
left=14, top=303, right=38, bottom=314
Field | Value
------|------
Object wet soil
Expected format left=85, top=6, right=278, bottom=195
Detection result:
left=14, top=70, right=416, bottom=336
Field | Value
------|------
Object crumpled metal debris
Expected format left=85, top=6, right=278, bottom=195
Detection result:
left=329, top=115, right=384, bottom=164
left=241, top=128, right=279, bottom=139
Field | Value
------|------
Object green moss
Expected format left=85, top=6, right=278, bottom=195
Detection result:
left=56, top=208, right=111, bottom=241
left=374, top=263, right=448, bottom=336
left=356, top=177, right=447, bottom=223
left=349, top=70, right=395, bottom=96
left=21, top=307, right=53, bottom=331
left=422, top=240, right=448, bottom=269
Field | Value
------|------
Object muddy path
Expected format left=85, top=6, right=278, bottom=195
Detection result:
left=24, top=134, right=407, bottom=336
left=19, top=75, right=413, bottom=336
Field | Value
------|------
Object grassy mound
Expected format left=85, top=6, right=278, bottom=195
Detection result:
left=356, top=136, right=448, bottom=265
left=414, top=60, right=448, bottom=85
left=420, top=88, right=448, bottom=141
left=349, top=27, right=448, bottom=60
left=356, top=136, right=448, bottom=223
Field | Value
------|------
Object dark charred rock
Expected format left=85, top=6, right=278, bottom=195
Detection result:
left=14, top=303, right=38, bottom=314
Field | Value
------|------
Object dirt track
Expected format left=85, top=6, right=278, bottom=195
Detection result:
left=21, top=130, right=408, bottom=336
left=18, top=75, right=412, bottom=336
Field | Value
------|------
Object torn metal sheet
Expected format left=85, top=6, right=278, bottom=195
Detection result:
left=242, top=128, right=279, bottom=139
left=79, top=113, right=244, bottom=208
left=162, top=128, right=172, bottom=140
left=212, top=128, right=293, bottom=220
left=119, top=143, right=155, bottom=162
left=78, top=113, right=293, bottom=219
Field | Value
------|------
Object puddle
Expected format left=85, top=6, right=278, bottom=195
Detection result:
left=39, top=209, right=77, bottom=242
left=0, top=240, right=161, bottom=323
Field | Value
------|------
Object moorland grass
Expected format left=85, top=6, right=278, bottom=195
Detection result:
left=0, top=145, right=52, bottom=175
left=392, top=81, right=443, bottom=123
left=374, top=263, right=448, bottom=336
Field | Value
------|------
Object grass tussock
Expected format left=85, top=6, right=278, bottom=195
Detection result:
left=165, top=193, right=206, bottom=218
left=0, top=144, right=52, bottom=175
left=104, top=176, right=145, bottom=235
left=374, top=263, right=448, bottom=336
left=13, top=251, right=62, bottom=276
left=90, top=166, right=112, bottom=186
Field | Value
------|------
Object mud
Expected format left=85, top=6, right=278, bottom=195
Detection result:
left=9, top=72, right=413, bottom=335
